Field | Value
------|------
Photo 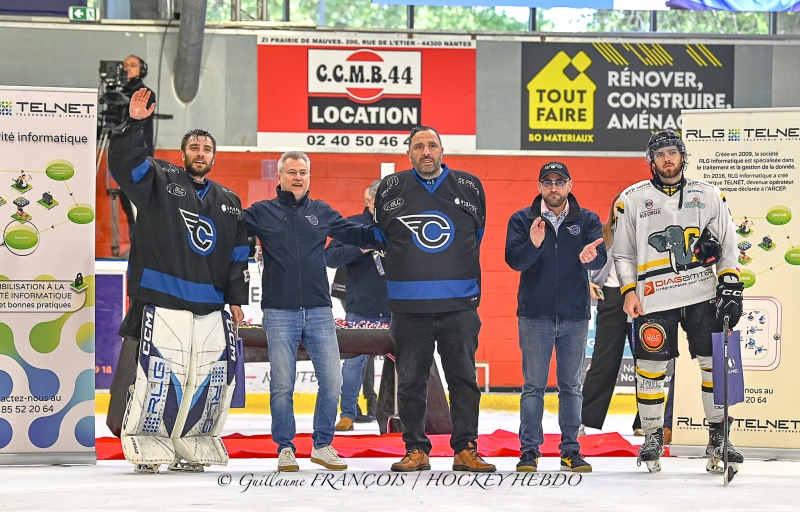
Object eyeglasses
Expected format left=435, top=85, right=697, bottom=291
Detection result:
left=284, top=170, right=308, bottom=178
left=653, top=148, right=680, bottom=159
left=540, top=179, right=569, bottom=189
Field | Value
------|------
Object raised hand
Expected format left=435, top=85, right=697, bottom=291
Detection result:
left=579, top=238, right=604, bottom=264
left=129, top=88, right=155, bottom=120
left=529, top=217, right=546, bottom=248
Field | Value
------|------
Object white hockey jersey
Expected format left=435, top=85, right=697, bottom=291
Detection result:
left=611, top=178, right=739, bottom=314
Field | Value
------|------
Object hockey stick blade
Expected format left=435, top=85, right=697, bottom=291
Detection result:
left=724, top=465, right=735, bottom=485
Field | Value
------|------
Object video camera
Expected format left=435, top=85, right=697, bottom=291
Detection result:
left=98, top=60, right=131, bottom=133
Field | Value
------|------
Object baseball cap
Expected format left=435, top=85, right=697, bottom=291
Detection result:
left=539, top=161, right=570, bottom=181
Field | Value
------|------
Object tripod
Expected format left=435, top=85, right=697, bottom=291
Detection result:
left=96, top=122, right=124, bottom=257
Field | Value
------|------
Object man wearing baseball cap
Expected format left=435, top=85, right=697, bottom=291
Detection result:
left=505, top=161, right=606, bottom=473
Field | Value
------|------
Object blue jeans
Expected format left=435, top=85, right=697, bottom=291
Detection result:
left=519, top=316, right=588, bottom=456
left=340, top=313, right=389, bottom=420
left=263, top=307, right=342, bottom=453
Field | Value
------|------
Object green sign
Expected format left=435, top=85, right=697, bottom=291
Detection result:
left=68, top=6, right=98, bottom=22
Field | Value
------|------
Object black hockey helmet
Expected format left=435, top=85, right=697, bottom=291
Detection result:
left=646, top=129, right=686, bottom=163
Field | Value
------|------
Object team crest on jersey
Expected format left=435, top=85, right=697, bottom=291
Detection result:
left=398, top=211, right=454, bottom=253
left=567, top=225, right=581, bottom=235
left=386, top=175, right=399, bottom=189
left=644, top=199, right=654, bottom=209
left=306, top=215, right=319, bottom=226
left=179, top=208, right=217, bottom=256
left=647, top=225, right=701, bottom=274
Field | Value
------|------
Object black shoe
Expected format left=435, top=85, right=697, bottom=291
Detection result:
left=354, top=412, right=375, bottom=423
left=560, top=451, right=592, bottom=473
left=516, top=451, right=539, bottom=472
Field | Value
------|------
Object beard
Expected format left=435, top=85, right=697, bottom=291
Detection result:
left=655, top=156, right=683, bottom=182
left=411, top=153, right=442, bottom=178
left=184, top=158, right=212, bottom=180
left=543, top=192, right=567, bottom=209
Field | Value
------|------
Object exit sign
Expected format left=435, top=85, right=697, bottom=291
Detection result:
left=68, top=6, right=98, bottom=22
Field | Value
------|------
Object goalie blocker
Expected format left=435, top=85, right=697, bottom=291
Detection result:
left=121, top=305, right=239, bottom=471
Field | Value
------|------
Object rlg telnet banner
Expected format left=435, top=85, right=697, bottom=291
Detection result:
left=674, top=108, right=800, bottom=454
left=257, top=31, right=476, bottom=153
left=0, top=86, right=96, bottom=464
left=521, top=42, right=734, bottom=152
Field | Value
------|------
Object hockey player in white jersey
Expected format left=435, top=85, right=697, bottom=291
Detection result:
left=611, top=129, right=744, bottom=474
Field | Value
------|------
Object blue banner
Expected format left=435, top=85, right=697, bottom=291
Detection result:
left=667, top=0, right=800, bottom=10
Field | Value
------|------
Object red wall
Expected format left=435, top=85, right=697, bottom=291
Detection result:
left=96, top=151, right=650, bottom=387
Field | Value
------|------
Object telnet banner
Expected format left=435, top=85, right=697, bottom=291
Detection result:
left=673, top=107, right=800, bottom=455
left=0, top=86, right=97, bottom=464
left=257, top=31, right=476, bottom=153
left=520, top=42, right=734, bottom=152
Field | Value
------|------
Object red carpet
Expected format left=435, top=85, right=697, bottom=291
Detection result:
left=97, top=430, right=648, bottom=460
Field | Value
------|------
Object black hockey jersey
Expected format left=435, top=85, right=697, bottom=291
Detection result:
left=374, top=165, right=486, bottom=314
left=108, top=118, right=249, bottom=337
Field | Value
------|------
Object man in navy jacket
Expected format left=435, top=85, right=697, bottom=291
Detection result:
left=244, top=151, right=375, bottom=472
left=505, top=161, right=606, bottom=474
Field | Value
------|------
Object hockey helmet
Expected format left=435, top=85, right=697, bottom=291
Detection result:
left=646, top=129, right=686, bottom=163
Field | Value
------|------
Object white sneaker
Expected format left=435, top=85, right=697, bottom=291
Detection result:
left=578, top=424, right=587, bottom=436
left=278, top=447, right=300, bottom=472
left=310, top=445, right=347, bottom=470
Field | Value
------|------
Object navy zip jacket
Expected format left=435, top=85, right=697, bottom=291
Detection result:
left=324, top=208, right=390, bottom=317
left=505, top=193, right=606, bottom=320
left=245, top=188, right=376, bottom=310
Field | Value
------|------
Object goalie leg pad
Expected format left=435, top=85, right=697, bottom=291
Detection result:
left=121, top=305, right=194, bottom=465
left=171, top=310, right=237, bottom=465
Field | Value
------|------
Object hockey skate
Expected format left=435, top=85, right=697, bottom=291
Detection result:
left=168, top=459, right=207, bottom=473
left=637, top=428, right=665, bottom=473
left=705, top=418, right=743, bottom=475
left=134, top=464, right=160, bottom=474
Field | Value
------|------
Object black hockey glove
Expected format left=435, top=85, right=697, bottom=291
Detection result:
left=694, top=228, right=722, bottom=267
left=714, top=274, right=744, bottom=331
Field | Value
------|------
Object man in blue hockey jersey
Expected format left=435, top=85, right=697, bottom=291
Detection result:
left=375, top=126, right=494, bottom=473
left=105, top=88, right=249, bottom=471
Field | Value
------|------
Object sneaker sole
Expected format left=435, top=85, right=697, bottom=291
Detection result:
left=278, top=464, right=300, bottom=472
left=452, top=465, right=496, bottom=473
left=310, top=457, right=347, bottom=470
left=391, top=464, right=431, bottom=472
left=515, top=466, right=537, bottom=472
left=560, top=466, right=592, bottom=473
left=334, top=427, right=354, bottom=431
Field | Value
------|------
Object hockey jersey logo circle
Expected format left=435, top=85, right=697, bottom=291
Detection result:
left=398, top=211, right=454, bottom=253
left=639, top=323, right=666, bottom=353
left=167, top=183, right=186, bottom=197
left=306, top=215, right=319, bottom=226
left=645, top=199, right=654, bottom=210
left=179, top=208, right=217, bottom=256
left=567, top=225, right=581, bottom=235
left=384, top=198, right=404, bottom=211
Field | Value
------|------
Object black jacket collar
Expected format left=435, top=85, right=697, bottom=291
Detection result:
left=276, top=186, right=309, bottom=206
left=528, top=193, right=584, bottom=223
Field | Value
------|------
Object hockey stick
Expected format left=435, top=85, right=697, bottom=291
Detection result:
left=722, top=314, right=735, bottom=486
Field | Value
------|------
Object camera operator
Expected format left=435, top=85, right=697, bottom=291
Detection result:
left=118, top=55, right=155, bottom=244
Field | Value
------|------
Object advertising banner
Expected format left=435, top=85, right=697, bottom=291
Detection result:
left=257, top=31, right=476, bottom=153
left=673, top=108, right=800, bottom=456
left=520, top=42, right=734, bottom=152
left=0, top=86, right=97, bottom=464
